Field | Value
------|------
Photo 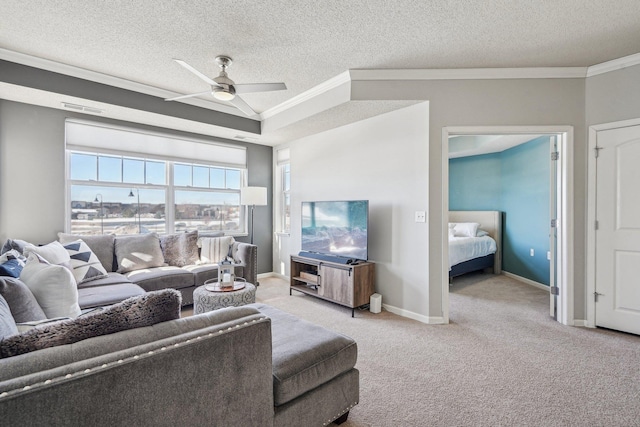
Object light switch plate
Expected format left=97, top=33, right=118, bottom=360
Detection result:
left=415, top=211, right=426, bottom=223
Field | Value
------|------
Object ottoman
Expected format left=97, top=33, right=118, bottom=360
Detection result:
left=193, top=282, right=257, bottom=314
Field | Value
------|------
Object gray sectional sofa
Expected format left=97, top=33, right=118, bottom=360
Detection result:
left=0, top=302, right=359, bottom=426
left=55, top=231, right=257, bottom=308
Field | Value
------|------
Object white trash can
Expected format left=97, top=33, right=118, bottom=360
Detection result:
left=370, top=293, right=382, bottom=314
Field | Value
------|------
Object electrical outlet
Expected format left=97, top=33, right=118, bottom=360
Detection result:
left=547, top=251, right=551, bottom=260
left=530, top=248, right=535, bottom=257
left=415, top=211, right=426, bottom=223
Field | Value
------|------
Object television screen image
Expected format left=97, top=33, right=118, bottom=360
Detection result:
left=301, top=200, right=368, bottom=261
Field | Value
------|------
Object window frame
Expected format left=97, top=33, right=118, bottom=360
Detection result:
left=66, top=149, right=248, bottom=236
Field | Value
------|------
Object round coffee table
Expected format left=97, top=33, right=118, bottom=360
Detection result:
left=193, top=281, right=257, bottom=314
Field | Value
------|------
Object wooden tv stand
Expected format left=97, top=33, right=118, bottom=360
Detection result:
left=290, top=255, right=375, bottom=317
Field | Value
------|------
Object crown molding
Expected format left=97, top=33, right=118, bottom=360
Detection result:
left=259, top=71, right=351, bottom=120
left=586, top=52, right=640, bottom=77
left=0, top=48, right=248, bottom=117
left=349, top=67, right=587, bottom=80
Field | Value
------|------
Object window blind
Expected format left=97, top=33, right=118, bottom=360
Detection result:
left=65, top=119, right=247, bottom=169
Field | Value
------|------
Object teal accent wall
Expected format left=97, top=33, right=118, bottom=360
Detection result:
left=449, top=136, right=550, bottom=286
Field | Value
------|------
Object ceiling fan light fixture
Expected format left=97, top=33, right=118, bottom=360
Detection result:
left=212, top=87, right=235, bottom=101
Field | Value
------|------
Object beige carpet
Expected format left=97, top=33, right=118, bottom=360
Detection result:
left=253, top=273, right=640, bottom=427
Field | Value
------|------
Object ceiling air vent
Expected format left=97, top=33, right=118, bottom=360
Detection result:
left=61, top=102, right=104, bottom=114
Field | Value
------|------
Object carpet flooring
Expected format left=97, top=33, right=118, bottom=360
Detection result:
left=253, top=273, right=640, bottom=427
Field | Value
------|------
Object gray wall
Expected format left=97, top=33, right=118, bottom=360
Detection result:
left=0, top=100, right=273, bottom=274
left=351, top=78, right=586, bottom=320
left=586, top=64, right=640, bottom=125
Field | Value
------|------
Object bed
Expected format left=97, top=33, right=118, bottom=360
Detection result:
left=448, top=210, right=502, bottom=279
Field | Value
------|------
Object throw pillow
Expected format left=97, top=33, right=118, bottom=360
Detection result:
left=0, top=238, right=30, bottom=255
left=200, top=236, right=235, bottom=264
left=20, top=253, right=82, bottom=319
left=160, top=231, right=199, bottom=267
left=114, top=233, right=165, bottom=273
left=62, top=240, right=109, bottom=284
left=0, top=250, right=27, bottom=278
left=0, top=294, right=18, bottom=339
left=0, top=289, right=181, bottom=358
left=23, top=241, right=72, bottom=272
left=0, top=277, right=47, bottom=323
left=58, top=233, right=115, bottom=273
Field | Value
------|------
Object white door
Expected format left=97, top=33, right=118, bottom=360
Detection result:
left=595, top=125, right=640, bottom=335
left=549, top=136, right=559, bottom=319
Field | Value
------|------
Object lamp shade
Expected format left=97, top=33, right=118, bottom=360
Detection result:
left=240, top=187, right=267, bottom=206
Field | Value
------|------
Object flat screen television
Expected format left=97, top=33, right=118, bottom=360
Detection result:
left=301, top=200, right=369, bottom=261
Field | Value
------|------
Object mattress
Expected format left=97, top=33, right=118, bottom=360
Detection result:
left=449, top=235, right=497, bottom=269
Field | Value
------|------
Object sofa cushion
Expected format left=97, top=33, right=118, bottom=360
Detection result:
left=251, top=303, right=358, bottom=406
left=0, top=277, right=46, bottom=323
left=77, top=283, right=147, bottom=309
left=20, top=253, right=82, bottom=319
left=58, top=233, right=116, bottom=272
left=0, top=289, right=182, bottom=358
left=61, top=240, right=109, bottom=284
left=115, top=233, right=165, bottom=273
left=160, top=231, right=199, bottom=267
left=75, top=272, right=133, bottom=289
left=0, top=294, right=18, bottom=339
left=125, top=266, right=194, bottom=291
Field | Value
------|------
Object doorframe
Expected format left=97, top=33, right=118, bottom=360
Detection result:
left=586, top=117, right=640, bottom=328
left=442, top=125, right=574, bottom=325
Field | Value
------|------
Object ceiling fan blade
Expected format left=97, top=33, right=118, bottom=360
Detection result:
left=173, top=59, right=220, bottom=87
left=164, top=90, right=212, bottom=102
left=234, top=82, right=287, bottom=94
left=230, top=95, right=257, bottom=116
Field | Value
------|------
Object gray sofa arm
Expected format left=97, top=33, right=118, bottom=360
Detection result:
left=0, top=310, right=274, bottom=426
left=234, top=242, right=258, bottom=286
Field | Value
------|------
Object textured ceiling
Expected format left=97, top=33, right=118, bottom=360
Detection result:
left=1, top=0, right=640, bottom=143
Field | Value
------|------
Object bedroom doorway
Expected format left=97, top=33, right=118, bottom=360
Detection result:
left=441, top=126, right=574, bottom=326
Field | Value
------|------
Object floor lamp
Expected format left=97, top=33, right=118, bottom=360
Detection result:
left=240, top=187, right=267, bottom=245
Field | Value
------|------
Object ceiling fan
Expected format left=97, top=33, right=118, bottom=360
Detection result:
left=165, top=55, right=287, bottom=116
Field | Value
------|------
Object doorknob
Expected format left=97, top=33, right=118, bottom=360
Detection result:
left=594, top=292, right=604, bottom=302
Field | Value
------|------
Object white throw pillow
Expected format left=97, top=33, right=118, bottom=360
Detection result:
left=23, top=241, right=71, bottom=269
left=20, top=253, right=81, bottom=319
left=453, top=222, right=480, bottom=238
left=62, top=240, right=108, bottom=284
left=200, top=236, right=235, bottom=264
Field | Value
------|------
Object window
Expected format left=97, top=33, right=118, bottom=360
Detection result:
left=66, top=120, right=248, bottom=236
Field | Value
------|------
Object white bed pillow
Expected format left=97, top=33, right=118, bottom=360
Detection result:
left=453, top=222, right=480, bottom=238
left=476, top=229, right=490, bottom=237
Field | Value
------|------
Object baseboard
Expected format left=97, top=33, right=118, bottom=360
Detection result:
left=501, top=271, right=549, bottom=291
left=257, top=272, right=280, bottom=280
left=573, top=319, right=594, bottom=328
left=382, top=303, right=446, bottom=325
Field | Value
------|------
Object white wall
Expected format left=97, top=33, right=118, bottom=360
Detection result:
left=274, top=103, right=432, bottom=321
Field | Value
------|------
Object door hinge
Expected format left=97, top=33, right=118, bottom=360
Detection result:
left=551, top=151, right=559, bottom=161
left=550, top=286, right=559, bottom=296
left=595, top=220, right=599, bottom=230
left=550, top=219, right=557, bottom=228
left=594, top=291, right=603, bottom=302
left=594, top=146, right=603, bottom=158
